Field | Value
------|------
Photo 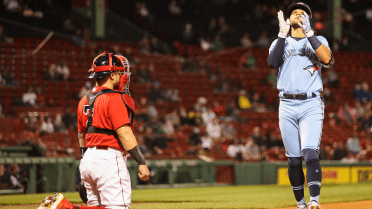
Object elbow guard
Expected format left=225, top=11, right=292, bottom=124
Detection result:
left=322, top=53, right=335, bottom=68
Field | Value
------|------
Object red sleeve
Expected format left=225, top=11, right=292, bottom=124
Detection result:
left=108, top=94, right=131, bottom=131
left=77, top=97, right=88, bottom=133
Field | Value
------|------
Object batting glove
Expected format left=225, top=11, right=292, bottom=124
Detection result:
left=278, top=10, right=290, bottom=38
left=298, top=12, right=314, bottom=37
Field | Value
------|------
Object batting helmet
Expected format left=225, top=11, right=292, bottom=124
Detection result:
left=287, top=2, right=312, bottom=22
left=88, top=51, right=126, bottom=79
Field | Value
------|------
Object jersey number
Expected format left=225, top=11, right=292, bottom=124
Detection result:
left=83, top=105, right=94, bottom=115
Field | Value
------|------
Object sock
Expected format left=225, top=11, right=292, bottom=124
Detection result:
left=288, top=161, right=305, bottom=204
left=306, top=159, right=322, bottom=203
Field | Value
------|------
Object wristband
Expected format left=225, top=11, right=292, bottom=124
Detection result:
left=128, top=145, right=146, bottom=165
left=80, top=147, right=87, bottom=157
left=308, top=35, right=322, bottom=50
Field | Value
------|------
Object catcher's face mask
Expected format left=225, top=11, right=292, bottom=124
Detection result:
left=116, top=55, right=131, bottom=94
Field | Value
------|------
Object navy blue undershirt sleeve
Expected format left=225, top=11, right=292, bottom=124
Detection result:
left=267, top=38, right=286, bottom=69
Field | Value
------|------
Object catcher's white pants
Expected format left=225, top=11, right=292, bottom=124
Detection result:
left=80, top=147, right=131, bottom=209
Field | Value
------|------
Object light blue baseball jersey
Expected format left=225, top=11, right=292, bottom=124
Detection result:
left=269, top=36, right=330, bottom=97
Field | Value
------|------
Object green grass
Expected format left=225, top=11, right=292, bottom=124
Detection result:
left=1, top=183, right=372, bottom=209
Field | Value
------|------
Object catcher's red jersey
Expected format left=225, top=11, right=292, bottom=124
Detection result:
left=77, top=86, right=130, bottom=151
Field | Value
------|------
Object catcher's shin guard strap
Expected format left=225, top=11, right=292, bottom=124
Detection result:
left=128, top=145, right=146, bottom=165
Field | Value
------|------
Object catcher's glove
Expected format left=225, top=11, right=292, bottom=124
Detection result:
left=79, top=181, right=88, bottom=204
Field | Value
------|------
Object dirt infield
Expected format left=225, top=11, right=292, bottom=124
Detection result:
left=271, top=200, right=372, bottom=209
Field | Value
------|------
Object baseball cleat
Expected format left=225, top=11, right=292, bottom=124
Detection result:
left=307, top=201, right=322, bottom=209
left=297, top=204, right=307, bottom=209
left=38, top=193, right=75, bottom=209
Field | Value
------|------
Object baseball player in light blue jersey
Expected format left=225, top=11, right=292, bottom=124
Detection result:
left=267, top=2, right=334, bottom=209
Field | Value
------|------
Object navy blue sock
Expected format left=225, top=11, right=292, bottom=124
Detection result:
left=306, top=159, right=322, bottom=203
left=303, top=149, right=322, bottom=203
left=288, top=157, right=305, bottom=204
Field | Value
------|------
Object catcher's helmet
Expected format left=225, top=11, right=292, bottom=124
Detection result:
left=287, top=2, right=312, bottom=22
left=88, top=52, right=126, bottom=79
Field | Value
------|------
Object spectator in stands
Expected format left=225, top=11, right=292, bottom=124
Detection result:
left=39, top=116, right=54, bottom=135
left=200, top=37, right=212, bottom=52
left=208, top=18, right=218, bottom=36
left=332, top=141, right=349, bottom=160
left=211, top=35, right=224, bottom=51
left=179, top=106, right=190, bottom=125
left=136, top=1, right=150, bottom=18
left=1, top=67, right=18, bottom=86
left=53, top=112, right=66, bottom=133
left=0, top=24, right=13, bottom=43
left=221, top=121, right=236, bottom=140
left=354, top=100, right=365, bottom=122
left=360, top=112, right=372, bottom=131
left=135, top=97, right=149, bottom=122
left=186, top=144, right=200, bottom=156
left=352, top=83, right=362, bottom=100
left=77, top=81, right=93, bottom=99
left=267, top=68, right=278, bottom=88
left=150, top=37, right=164, bottom=54
left=137, top=136, right=151, bottom=157
left=347, top=131, right=362, bottom=155
left=188, top=127, right=201, bottom=146
left=206, top=118, right=222, bottom=140
left=200, top=132, right=213, bottom=151
left=257, top=30, right=270, bottom=48
left=359, top=81, right=372, bottom=102
left=236, top=89, right=251, bottom=110
left=238, top=51, right=256, bottom=68
left=217, top=16, right=229, bottom=35
left=337, top=103, right=356, bottom=125
left=194, top=97, right=207, bottom=113
left=168, top=0, right=181, bottom=16
left=22, top=87, right=37, bottom=106
left=62, top=106, right=77, bottom=129
left=0, top=164, right=9, bottom=189
left=4, top=0, right=23, bottom=13
left=188, top=106, right=202, bottom=125
left=227, top=139, right=245, bottom=161
left=341, top=152, right=359, bottom=163
left=147, top=101, right=159, bottom=119
left=149, top=81, right=163, bottom=103
left=35, top=87, right=46, bottom=106
left=164, top=88, right=181, bottom=102
left=138, top=37, right=151, bottom=54
left=165, top=108, right=181, bottom=129
left=201, top=106, right=217, bottom=125
left=71, top=29, right=86, bottom=46
left=240, top=33, right=253, bottom=48
left=182, top=23, right=194, bottom=43
left=251, top=92, right=267, bottom=112
left=136, top=63, right=151, bottom=83
left=112, top=44, right=123, bottom=56
left=322, top=87, right=332, bottom=105
left=251, top=126, right=263, bottom=148
left=143, top=127, right=160, bottom=155
left=55, top=60, right=70, bottom=81
left=8, top=164, right=24, bottom=192
left=339, top=36, right=350, bottom=51
left=45, top=64, right=56, bottom=80
left=213, top=101, right=225, bottom=119
left=225, top=100, right=240, bottom=121
left=123, top=46, right=138, bottom=64
left=325, top=68, right=339, bottom=88
left=243, top=137, right=261, bottom=161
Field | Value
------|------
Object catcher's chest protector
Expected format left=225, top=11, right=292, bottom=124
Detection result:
left=85, top=89, right=135, bottom=135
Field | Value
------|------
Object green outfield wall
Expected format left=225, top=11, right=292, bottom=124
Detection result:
left=1, top=156, right=371, bottom=194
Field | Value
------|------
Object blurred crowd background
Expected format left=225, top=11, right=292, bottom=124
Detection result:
left=1, top=0, right=372, bottom=192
